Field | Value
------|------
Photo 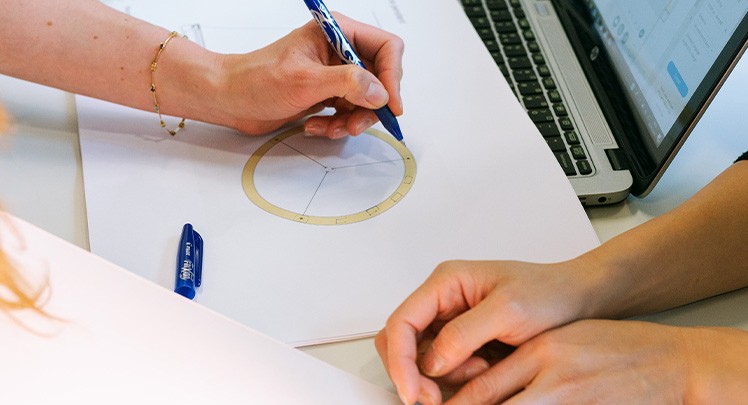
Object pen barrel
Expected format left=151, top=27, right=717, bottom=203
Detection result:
left=304, top=0, right=365, bottom=68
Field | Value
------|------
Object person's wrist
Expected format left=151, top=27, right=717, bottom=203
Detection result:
left=156, top=37, right=226, bottom=128
left=680, top=327, right=708, bottom=402
left=682, top=327, right=748, bottom=402
left=564, top=249, right=632, bottom=320
left=197, top=51, right=237, bottom=129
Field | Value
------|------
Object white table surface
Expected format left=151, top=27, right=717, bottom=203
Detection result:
left=2, top=56, right=747, bottom=393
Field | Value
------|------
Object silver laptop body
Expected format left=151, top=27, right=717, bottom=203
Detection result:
left=462, top=0, right=748, bottom=205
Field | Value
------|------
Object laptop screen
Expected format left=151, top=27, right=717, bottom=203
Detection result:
left=591, top=1, right=748, bottom=149
left=557, top=0, right=748, bottom=194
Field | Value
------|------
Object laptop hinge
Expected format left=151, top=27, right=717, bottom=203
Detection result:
left=605, top=148, right=630, bottom=171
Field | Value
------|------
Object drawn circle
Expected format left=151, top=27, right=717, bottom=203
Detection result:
left=242, top=127, right=416, bottom=225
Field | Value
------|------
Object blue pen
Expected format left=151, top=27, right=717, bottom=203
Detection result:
left=174, top=223, right=203, bottom=300
left=303, top=0, right=406, bottom=146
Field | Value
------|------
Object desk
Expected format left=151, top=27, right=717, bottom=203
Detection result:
left=2, top=56, right=747, bottom=394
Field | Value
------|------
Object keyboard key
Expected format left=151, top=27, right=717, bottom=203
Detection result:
left=546, top=136, right=567, bottom=152
left=486, top=0, right=508, bottom=10
left=522, top=30, right=535, bottom=41
left=504, top=44, right=527, bottom=56
left=491, top=9, right=512, bottom=21
left=522, top=95, right=548, bottom=108
left=477, top=28, right=495, bottom=40
left=555, top=152, right=577, bottom=175
left=570, top=145, right=587, bottom=160
left=552, top=103, right=568, bottom=116
left=558, top=117, right=575, bottom=130
left=529, top=108, right=554, bottom=123
left=513, top=69, right=537, bottom=82
left=499, top=32, right=522, bottom=45
left=509, top=0, right=522, bottom=8
left=517, top=81, right=542, bottom=95
left=576, top=160, right=592, bottom=175
left=526, top=41, right=540, bottom=53
left=484, top=39, right=501, bottom=52
left=532, top=53, right=546, bottom=65
left=542, top=77, right=556, bottom=89
left=518, top=18, right=530, bottom=30
left=462, top=0, right=483, bottom=5
left=564, top=131, right=580, bottom=145
left=507, top=56, right=532, bottom=69
left=464, top=6, right=486, bottom=17
left=547, top=89, right=562, bottom=102
left=494, top=21, right=517, bottom=33
left=490, top=51, right=505, bottom=64
left=535, top=66, right=550, bottom=78
left=470, top=17, right=491, bottom=28
left=536, top=122, right=560, bottom=137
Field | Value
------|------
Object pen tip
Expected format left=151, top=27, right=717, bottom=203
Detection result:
left=399, top=140, right=407, bottom=148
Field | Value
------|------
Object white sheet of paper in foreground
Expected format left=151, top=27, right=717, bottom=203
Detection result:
left=1, top=215, right=399, bottom=404
left=77, top=0, right=600, bottom=345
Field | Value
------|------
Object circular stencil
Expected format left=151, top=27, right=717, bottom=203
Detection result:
left=242, top=127, right=416, bottom=225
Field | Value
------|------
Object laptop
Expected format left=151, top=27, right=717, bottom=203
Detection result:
left=460, top=0, right=748, bottom=205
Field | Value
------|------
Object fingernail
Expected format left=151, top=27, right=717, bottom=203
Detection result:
left=365, top=81, right=388, bottom=107
left=305, top=122, right=324, bottom=136
left=423, top=352, right=444, bottom=376
left=332, top=126, right=349, bottom=139
left=464, top=362, right=490, bottom=379
left=418, top=385, right=438, bottom=405
left=355, top=118, right=376, bottom=135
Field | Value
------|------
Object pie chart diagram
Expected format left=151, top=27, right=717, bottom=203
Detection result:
left=242, top=126, right=416, bottom=225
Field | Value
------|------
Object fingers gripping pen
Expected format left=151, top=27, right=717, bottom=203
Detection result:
left=303, top=0, right=406, bottom=145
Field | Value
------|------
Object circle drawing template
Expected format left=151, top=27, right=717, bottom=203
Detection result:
left=242, top=127, right=416, bottom=225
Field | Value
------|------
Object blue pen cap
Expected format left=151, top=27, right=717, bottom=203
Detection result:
left=174, top=223, right=203, bottom=300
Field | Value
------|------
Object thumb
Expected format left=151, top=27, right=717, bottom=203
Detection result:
left=419, top=298, right=511, bottom=378
left=317, top=64, right=390, bottom=109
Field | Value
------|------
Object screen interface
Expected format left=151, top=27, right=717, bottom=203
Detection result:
left=588, top=0, right=747, bottom=148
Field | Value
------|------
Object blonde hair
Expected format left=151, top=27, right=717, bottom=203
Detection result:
left=0, top=105, right=52, bottom=320
left=0, top=104, right=7, bottom=135
left=0, top=225, right=51, bottom=316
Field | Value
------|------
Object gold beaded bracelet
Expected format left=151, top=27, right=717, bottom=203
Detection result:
left=150, top=31, right=187, bottom=136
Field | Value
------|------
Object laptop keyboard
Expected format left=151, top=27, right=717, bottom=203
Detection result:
left=460, top=0, right=592, bottom=177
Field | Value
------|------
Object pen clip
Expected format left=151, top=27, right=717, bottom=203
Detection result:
left=193, top=230, right=203, bottom=288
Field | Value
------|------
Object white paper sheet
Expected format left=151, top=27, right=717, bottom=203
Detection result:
left=78, top=0, right=600, bottom=345
left=1, top=215, right=399, bottom=404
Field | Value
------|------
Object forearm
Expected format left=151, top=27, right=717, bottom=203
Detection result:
left=0, top=0, right=222, bottom=121
left=580, top=160, right=748, bottom=318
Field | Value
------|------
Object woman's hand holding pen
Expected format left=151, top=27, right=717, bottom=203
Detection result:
left=0, top=2, right=403, bottom=140
left=209, top=13, right=404, bottom=138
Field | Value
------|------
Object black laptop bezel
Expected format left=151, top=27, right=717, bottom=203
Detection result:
left=552, top=0, right=748, bottom=196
